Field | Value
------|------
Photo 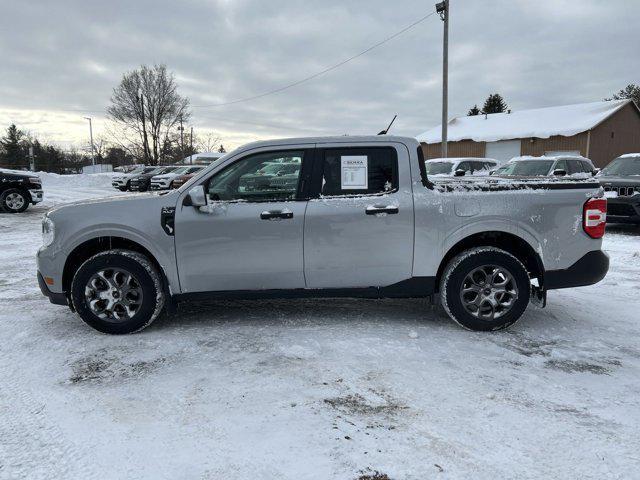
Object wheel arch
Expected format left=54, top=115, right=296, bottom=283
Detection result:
left=62, top=236, right=170, bottom=296
left=435, top=231, right=544, bottom=292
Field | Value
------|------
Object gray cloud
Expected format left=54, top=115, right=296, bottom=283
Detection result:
left=0, top=0, right=638, bottom=148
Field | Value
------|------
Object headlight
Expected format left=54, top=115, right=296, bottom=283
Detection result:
left=42, top=216, right=55, bottom=247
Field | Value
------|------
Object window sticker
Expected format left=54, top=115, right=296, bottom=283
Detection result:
left=341, top=155, right=368, bottom=190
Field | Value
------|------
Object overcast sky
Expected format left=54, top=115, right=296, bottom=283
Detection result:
left=0, top=0, right=638, bottom=150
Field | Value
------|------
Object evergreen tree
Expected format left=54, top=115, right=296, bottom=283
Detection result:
left=467, top=104, right=481, bottom=116
left=605, top=83, right=640, bottom=106
left=482, top=93, right=508, bottom=114
left=0, top=124, right=28, bottom=168
left=218, top=144, right=226, bottom=153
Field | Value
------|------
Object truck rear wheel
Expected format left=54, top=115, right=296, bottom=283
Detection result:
left=440, top=247, right=530, bottom=331
left=1, top=188, right=29, bottom=213
left=70, top=249, right=165, bottom=334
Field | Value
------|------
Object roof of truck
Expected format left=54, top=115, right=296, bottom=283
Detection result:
left=236, top=135, right=420, bottom=151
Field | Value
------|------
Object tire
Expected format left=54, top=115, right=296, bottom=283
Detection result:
left=70, top=249, right=165, bottom=334
left=1, top=188, right=30, bottom=213
left=118, top=187, right=128, bottom=192
left=440, top=247, right=530, bottom=331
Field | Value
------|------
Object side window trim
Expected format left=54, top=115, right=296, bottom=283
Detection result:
left=309, top=146, right=400, bottom=199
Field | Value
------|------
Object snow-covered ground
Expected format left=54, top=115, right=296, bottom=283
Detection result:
left=1, top=174, right=639, bottom=480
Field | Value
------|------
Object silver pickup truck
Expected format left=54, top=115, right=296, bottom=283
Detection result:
left=37, top=136, right=609, bottom=334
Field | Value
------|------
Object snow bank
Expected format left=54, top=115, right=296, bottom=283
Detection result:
left=35, top=172, right=122, bottom=207
left=37, top=171, right=115, bottom=189
left=417, top=99, right=631, bottom=144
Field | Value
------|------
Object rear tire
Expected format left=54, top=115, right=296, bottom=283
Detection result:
left=71, top=249, right=165, bottom=334
left=1, top=188, right=29, bottom=213
left=440, top=247, right=530, bottom=331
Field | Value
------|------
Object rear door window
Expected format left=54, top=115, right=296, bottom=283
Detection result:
left=315, top=147, right=398, bottom=197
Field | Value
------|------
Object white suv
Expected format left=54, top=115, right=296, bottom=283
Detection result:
left=150, top=165, right=205, bottom=190
left=425, top=157, right=498, bottom=177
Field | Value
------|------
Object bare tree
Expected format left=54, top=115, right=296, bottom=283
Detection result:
left=196, top=131, right=223, bottom=153
left=107, top=64, right=190, bottom=165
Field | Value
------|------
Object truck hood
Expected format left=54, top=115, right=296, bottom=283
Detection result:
left=47, top=192, right=174, bottom=219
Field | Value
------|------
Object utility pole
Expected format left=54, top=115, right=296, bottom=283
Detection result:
left=189, top=126, right=194, bottom=165
left=178, top=115, right=184, bottom=163
left=436, top=0, right=449, bottom=158
left=84, top=116, right=96, bottom=167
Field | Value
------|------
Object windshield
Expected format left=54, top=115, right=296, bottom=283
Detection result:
left=600, top=156, right=640, bottom=176
left=425, top=161, right=454, bottom=175
left=497, top=160, right=555, bottom=176
left=142, top=167, right=158, bottom=174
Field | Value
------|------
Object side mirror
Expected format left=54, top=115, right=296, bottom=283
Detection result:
left=592, top=168, right=600, bottom=176
left=552, top=169, right=567, bottom=176
left=489, top=170, right=495, bottom=176
left=454, top=169, right=466, bottom=177
left=184, top=185, right=207, bottom=207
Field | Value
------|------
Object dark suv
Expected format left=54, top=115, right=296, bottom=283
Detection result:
left=129, top=166, right=179, bottom=192
left=0, top=168, right=44, bottom=213
left=598, top=154, right=640, bottom=224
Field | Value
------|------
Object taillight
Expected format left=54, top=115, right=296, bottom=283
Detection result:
left=583, top=198, right=607, bottom=239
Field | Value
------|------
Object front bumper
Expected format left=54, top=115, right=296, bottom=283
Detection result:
left=606, top=195, right=640, bottom=224
left=545, top=250, right=609, bottom=290
left=28, top=189, right=44, bottom=204
left=37, top=272, right=68, bottom=306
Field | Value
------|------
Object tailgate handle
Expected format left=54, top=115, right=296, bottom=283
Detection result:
left=365, top=205, right=399, bottom=215
left=260, top=209, right=293, bottom=220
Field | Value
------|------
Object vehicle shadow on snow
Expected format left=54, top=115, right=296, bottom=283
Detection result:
left=152, top=297, right=455, bottom=332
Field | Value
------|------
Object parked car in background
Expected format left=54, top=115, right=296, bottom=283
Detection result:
left=129, top=166, right=179, bottom=192
left=151, top=166, right=205, bottom=191
left=238, top=161, right=301, bottom=191
left=492, top=155, right=597, bottom=177
left=112, top=166, right=152, bottom=191
left=425, top=158, right=498, bottom=177
left=597, top=153, right=640, bottom=224
left=0, top=168, right=43, bottom=213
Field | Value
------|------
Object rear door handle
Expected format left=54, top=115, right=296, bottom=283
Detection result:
left=260, top=209, right=294, bottom=220
left=365, top=205, right=399, bottom=215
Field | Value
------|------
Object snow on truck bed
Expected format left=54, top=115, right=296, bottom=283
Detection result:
left=1, top=174, right=639, bottom=479
left=417, top=99, right=632, bottom=144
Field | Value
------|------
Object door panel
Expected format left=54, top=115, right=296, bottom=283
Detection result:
left=175, top=201, right=306, bottom=292
left=304, top=145, right=414, bottom=289
left=174, top=147, right=311, bottom=293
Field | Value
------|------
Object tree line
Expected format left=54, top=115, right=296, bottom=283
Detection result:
left=1, top=64, right=225, bottom=173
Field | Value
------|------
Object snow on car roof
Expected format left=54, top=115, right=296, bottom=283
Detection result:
left=417, top=99, right=633, bottom=144
left=509, top=155, right=591, bottom=162
left=426, top=157, right=498, bottom=163
left=619, top=153, right=640, bottom=158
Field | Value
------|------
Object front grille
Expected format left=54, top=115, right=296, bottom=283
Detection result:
left=607, top=204, right=637, bottom=216
left=604, top=186, right=637, bottom=196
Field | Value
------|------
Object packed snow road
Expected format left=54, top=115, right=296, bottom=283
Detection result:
left=1, top=174, right=639, bottom=480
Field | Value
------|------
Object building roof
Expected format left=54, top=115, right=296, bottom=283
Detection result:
left=417, top=99, right=634, bottom=144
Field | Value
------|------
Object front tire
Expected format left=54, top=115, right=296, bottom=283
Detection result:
left=440, top=247, right=530, bottom=331
left=71, top=249, right=165, bottom=334
left=1, top=188, right=29, bottom=213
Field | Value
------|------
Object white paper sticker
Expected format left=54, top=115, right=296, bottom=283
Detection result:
left=341, top=155, right=368, bottom=190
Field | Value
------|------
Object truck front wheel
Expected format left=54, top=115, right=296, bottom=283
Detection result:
left=70, top=249, right=165, bottom=334
left=440, top=247, right=530, bottom=331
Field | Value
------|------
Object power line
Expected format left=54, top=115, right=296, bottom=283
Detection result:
left=9, top=10, right=437, bottom=116
left=192, top=10, right=438, bottom=108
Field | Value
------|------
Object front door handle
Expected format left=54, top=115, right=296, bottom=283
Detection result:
left=365, top=205, right=399, bottom=215
left=260, top=209, right=294, bottom=220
